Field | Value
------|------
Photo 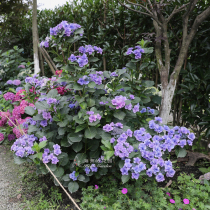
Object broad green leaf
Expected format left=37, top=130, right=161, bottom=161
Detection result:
left=57, top=119, right=70, bottom=127
left=67, top=132, right=83, bottom=143
left=122, top=174, right=130, bottom=184
left=85, top=127, right=97, bottom=139
left=58, top=127, right=66, bottom=135
left=87, top=98, right=95, bottom=107
left=114, top=110, right=126, bottom=120
left=104, top=151, right=114, bottom=160
left=54, top=167, right=64, bottom=177
left=73, top=83, right=83, bottom=90
left=24, top=106, right=35, bottom=115
left=68, top=182, right=79, bottom=193
left=78, top=175, right=86, bottom=182
left=88, top=82, right=96, bottom=88
left=75, top=124, right=87, bottom=133
left=89, top=57, right=99, bottom=62
left=47, top=163, right=57, bottom=171
left=80, top=102, right=87, bottom=110
left=101, top=131, right=111, bottom=141
left=47, top=89, right=58, bottom=98
left=176, top=148, right=187, bottom=158
left=35, top=101, right=49, bottom=110
left=14, top=155, right=26, bottom=165
left=102, top=139, right=112, bottom=150
left=39, top=140, right=47, bottom=149
left=57, top=153, right=69, bottom=166
left=62, top=174, right=70, bottom=181
left=74, top=153, right=87, bottom=166
left=72, top=142, right=83, bottom=152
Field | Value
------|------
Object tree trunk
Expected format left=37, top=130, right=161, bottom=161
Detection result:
left=159, top=79, right=177, bottom=124
left=32, top=0, right=40, bottom=74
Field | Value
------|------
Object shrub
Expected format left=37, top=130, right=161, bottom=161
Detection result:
left=10, top=21, right=195, bottom=194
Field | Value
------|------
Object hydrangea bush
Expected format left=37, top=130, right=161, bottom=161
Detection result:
left=9, top=21, right=195, bottom=193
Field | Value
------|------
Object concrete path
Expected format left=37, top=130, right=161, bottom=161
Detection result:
left=0, top=145, right=25, bottom=210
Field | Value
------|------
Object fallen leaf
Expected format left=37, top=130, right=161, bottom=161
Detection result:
left=17, top=194, right=21, bottom=199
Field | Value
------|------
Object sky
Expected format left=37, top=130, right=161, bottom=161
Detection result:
left=37, top=0, right=70, bottom=10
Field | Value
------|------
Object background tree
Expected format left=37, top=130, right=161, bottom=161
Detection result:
left=32, top=0, right=40, bottom=74
left=118, top=0, right=210, bottom=124
left=0, top=0, right=32, bottom=51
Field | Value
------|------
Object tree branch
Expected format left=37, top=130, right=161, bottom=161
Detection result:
left=118, top=0, right=162, bottom=26
left=187, top=6, right=210, bottom=45
left=166, top=3, right=190, bottom=23
left=147, top=0, right=153, bottom=10
left=125, top=0, right=153, bottom=16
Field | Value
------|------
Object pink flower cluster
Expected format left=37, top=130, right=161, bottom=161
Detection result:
left=13, top=117, right=30, bottom=138
left=0, top=133, right=4, bottom=141
left=111, top=95, right=127, bottom=109
left=167, top=193, right=195, bottom=209
left=3, top=92, right=15, bottom=101
left=0, top=111, right=11, bottom=126
left=56, top=86, right=67, bottom=95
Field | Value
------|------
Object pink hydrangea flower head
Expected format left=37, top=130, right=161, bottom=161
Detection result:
left=183, top=199, right=189, bottom=204
left=170, top=199, right=175, bottom=204
left=121, top=188, right=128, bottom=194
left=3, top=92, right=15, bottom=101
left=95, top=185, right=98, bottom=189
left=8, top=117, right=16, bottom=127
left=0, top=133, right=4, bottom=141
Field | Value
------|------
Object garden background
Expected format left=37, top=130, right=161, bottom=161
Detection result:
left=0, top=0, right=210, bottom=209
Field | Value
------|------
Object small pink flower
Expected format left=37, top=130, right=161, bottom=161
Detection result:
left=121, top=188, right=128, bottom=194
left=166, top=192, right=170, bottom=196
left=170, top=199, right=175, bottom=204
left=183, top=198, right=189, bottom=204
left=95, top=185, right=98, bottom=189
left=104, top=207, right=106, bottom=209
left=192, top=208, right=196, bottom=210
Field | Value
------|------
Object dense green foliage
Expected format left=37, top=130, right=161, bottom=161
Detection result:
left=81, top=173, right=210, bottom=210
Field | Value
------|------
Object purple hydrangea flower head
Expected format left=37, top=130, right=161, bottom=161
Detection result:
left=133, top=103, right=140, bottom=113
left=149, top=109, right=155, bottom=114
left=103, top=124, right=114, bottom=132
left=188, top=133, right=195, bottom=141
left=110, top=72, right=118, bottom=77
left=111, top=95, right=127, bottom=109
left=90, top=164, right=98, bottom=172
left=156, top=173, right=165, bottom=182
left=125, top=103, right=132, bottom=110
left=126, top=129, right=133, bottom=137
left=69, top=54, right=77, bottom=62
left=110, top=138, right=115, bottom=143
left=40, top=120, right=48, bottom=127
left=7, top=80, right=13, bottom=85
left=129, top=95, right=135, bottom=100
left=126, top=47, right=133, bottom=55
left=69, top=171, right=79, bottom=181
left=84, top=167, right=90, bottom=174
left=47, top=98, right=57, bottom=105
left=87, top=111, right=94, bottom=115
left=69, top=104, right=75, bottom=109
left=42, top=112, right=52, bottom=120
